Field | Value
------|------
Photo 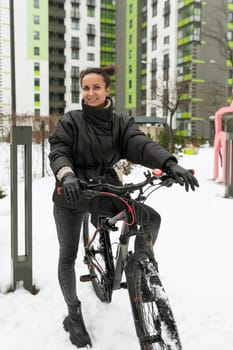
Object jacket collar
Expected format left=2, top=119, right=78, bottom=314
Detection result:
left=82, top=97, right=113, bottom=131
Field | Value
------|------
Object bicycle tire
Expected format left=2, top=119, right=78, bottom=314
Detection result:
left=82, top=213, right=114, bottom=303
left=125, top=254, right=182, bottom=350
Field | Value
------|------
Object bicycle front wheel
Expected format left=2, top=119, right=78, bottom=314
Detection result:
left=125, top=254, right=182, bottom=350
left=82, top=213, right=114, bottom=303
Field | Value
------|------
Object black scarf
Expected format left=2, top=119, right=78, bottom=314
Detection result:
left=82, top=97, right=113, bottom=132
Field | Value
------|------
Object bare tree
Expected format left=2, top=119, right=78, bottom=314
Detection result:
left=152, top=80, right=186, bottom=153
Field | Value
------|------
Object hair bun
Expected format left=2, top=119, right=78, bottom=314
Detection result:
left=103, top=65, right=117, bottom=76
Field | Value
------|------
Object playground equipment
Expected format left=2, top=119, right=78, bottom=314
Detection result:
left=213, top=100, right=233, bottom=197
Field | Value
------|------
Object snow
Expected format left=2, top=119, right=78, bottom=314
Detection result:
left=0, top=143, right=233, bottom=350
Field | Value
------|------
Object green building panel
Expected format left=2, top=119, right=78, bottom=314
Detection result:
left=27, top=0, right=48, bottom=61
left=125, top=0, right=137, bottom=109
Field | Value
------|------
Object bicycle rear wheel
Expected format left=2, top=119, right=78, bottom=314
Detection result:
left=82, top=213, right=114, bottom=303
left=125, top=254, right=182, bottom=350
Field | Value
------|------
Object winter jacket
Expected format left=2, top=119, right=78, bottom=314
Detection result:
left=49, top=98, right=176, bottom=206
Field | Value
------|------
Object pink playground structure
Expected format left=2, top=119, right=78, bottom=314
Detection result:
left=213, top=100, right=233, bottom=183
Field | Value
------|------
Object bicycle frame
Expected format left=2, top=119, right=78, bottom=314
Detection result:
left=93, top=208, right=137, bottom=292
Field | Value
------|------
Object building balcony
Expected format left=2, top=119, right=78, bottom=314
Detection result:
left=49, top=6, right=65, bottom=18
left=49, top=84, right=66, bottom=93
left=49, top=23, right=65, bottom=34
left=49, top=39, right=65, bottom=49
left=49, top=54, right=65, bottom=64
left=49, top=70, right=65, bottom=79
left=49, top=100, right=66, bottom=109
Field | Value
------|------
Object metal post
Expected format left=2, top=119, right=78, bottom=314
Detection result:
left=41, top=119, right=45, bottom=177
left=225, top=132, right=233, bottom=198
left=10, top=0, right=16, bottom=126
left=10, top=126, right=35, bottom=293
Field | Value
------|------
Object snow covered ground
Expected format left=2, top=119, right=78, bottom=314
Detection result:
left=0, top=144, right=233, bottom=350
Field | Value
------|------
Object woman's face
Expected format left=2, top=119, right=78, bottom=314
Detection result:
left=81, top=73, right=110, bottom=107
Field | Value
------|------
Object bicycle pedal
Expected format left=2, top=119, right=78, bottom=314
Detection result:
left=120, top=282, right=127, bottom=289
left=80, top=274, right=96, bottom=282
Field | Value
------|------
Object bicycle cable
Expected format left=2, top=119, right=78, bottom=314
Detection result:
left=98, top=191, right=135, bottom=226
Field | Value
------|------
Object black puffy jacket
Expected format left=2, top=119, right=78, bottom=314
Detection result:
left=49, top=99, right=176, bottom=205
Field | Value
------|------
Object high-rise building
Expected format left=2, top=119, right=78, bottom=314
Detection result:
left=116, top=0, right=232, bottom=138
left=0, top=0, right=116, bottom=118
left=115, top=0, right=178, bottom=119
left=1, top=0, right=232, bottom=139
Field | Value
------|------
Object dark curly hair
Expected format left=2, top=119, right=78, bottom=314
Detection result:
left=79, top=65, right=117, bottom=88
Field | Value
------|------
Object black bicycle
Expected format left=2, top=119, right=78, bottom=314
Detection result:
left=80, top=168, right=183, bottom=350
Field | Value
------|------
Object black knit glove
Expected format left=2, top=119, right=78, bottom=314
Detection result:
left=164, top=160, right=199, bottom=192
left=62, top=173, right=81, bottom=202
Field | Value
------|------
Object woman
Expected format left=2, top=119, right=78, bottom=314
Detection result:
left=49, top=65, right=198, bottom=348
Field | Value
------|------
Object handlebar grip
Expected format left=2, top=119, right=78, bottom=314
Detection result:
left=56, top=186, right=97, bottom=200
left=57, top=187, right=62, bottom=195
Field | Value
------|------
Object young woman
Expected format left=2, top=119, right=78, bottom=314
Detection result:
left=49, top=65, right=198, bottom=348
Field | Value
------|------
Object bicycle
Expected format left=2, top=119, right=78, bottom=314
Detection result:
left=79, top=168, right=183, bottom=350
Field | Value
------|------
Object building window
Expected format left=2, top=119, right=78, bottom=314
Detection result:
left=71, top=78, right=79, bottom=92
left=164, top=13, right=170, bottom=28
left=129, top=65, right=132, bottom=74
left=163, top=54, right=169, bottom=81
left=129, top=80, right=132, bottom=89
left=152, top=38, right=157, bottom=50
left=72, top=48, right=79, bottom=59
left=71, top=37, right=80, bottom=48
left=34, top=78, right=40, bottom=89
left=87, top=53, right=95, bottom=61
left=34, top=31, right=40, bottom=40
left=34, top=0, right=39, bottom=8
left=164, top=36, right=169, bottom=44
left=87, top=23, right=95, bottom=35
left=152, top=0, right=157, bottom=17
left=34, top=109, right=40, bottom=116
left=34, top=47, right=40, bottom=55
left=87, top=35, right=95, bottom=46
left=72, top=92, right=79, bottom=104
left=34, top=93, right=40, bottom=102
left=34, top=62, right=40, bottom=73
left=71, top=66, right=79, bottom=77
left=128, top=95, right=132, bottom=103
left=72, top=18, right=79, bottom=30
left=34, top=15, right=40, bottom=24
left=87, top=6, right=95, bottom=17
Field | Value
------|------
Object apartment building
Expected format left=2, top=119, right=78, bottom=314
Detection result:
left=0, top=0, right=116, bottom=118
left=116, top=0, right=232, bottom=138
left=115, top=0, right=178, bottom=120
left=1, top=0, right=232, bottom=139
left=176, top=0, right=229, bottom=138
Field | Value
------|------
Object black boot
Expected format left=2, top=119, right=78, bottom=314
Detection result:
left=63, top=303, right=92, bottom=348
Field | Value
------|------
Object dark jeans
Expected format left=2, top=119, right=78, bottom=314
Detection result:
left=53, top=197, right=161, bottom=311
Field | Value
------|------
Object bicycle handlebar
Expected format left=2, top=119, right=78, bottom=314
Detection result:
left=78, top=168, right=174, bottom=197
left=57, top=168, right=195, bottom=199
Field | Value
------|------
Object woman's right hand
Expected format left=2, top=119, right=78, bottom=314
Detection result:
left=62, top=173, right=81, bottom=202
